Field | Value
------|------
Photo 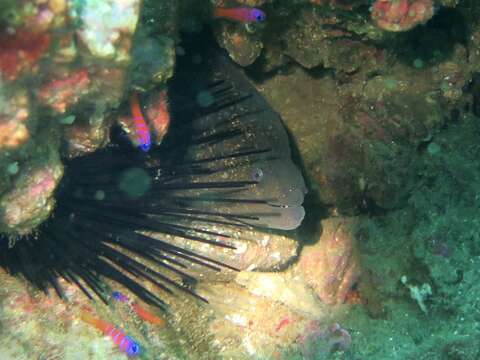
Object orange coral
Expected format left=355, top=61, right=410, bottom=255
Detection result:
left=0, top=94, right=30, bottom=149
left=371, top=0, right=434, bottom=32
left=0, top=121, right=29, bottom=149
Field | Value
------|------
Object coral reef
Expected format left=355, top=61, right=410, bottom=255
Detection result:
left=0, top=0, right=145, bottom=234
left=294, top=218, right=361, bottom=305
left=1, top=0, right=480, bottom=359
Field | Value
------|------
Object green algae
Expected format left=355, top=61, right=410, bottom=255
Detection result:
left=118, top=167, right=152, bottom=198
left=318, top=116, right=480, bottom=360
left=6, top=162, right=19, bottom=175
left=384, top=78, right=398, bottom=90
left=413, top=58, right=424, bottom=69
left=59, top=115, right=76, bottom=125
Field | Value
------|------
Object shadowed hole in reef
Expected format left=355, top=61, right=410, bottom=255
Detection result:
left=466, top=72, right=480, bottom=118
left=393, top=7, right=468, bottom=68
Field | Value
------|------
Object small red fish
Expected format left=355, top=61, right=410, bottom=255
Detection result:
left=80, top=309, right=141, bottom=357
left=131, top=302, right=166, bottom=327
left=214, top=7, right=266, bottom=23
left=112, top=291, right=166, bottom=326
left=129, top=91, right=151, bottom=152
left=275, top=317, right=290, bottom=332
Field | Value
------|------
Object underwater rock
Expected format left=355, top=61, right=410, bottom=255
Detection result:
left=294, top=218, right=361, bottom=305
left=257, top=22, right=474, bottom=211
left=0, top=120, right=29, bottom=150
left=371, top=0, right=435, bottom=32
left=63, top=116, right=111, bottom=158
left=150, top=228, right=299, bottom=282
left=0, top=29, right=51, bottom=82
left=129, top=34, right=176, bottom=89
left=235, top=271, right=326, bottom=316
left=189, top=276, right=351, bottom=359
left=215, top=22, right=264, bottom=67
left=2, top=1, right=479, bottom=359
left=295, top=321, right=352, bottom=360
left=69, top=0, right=140, bottom=60
left=195, top=281, right=330, bottom=359
left=0, top=139, right=63, bottom=235
left=37, top=68, right=91, bottom=114
left=0, top=0, right=146, bottom=233
left=0, top=85, right=30, bottom=150
left=0, top=271, right=182, bottom=360
left=310, top=0, right=367, bottom=7
left=283, top=7, right=375, bottom=73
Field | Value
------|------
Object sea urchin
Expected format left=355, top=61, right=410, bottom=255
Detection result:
left=0, top=32, right=306, bottom=310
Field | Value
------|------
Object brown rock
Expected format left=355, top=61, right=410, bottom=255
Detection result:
left=215, top=23, right=263, bottom=67
left=294, top=218, right=361, bottom=304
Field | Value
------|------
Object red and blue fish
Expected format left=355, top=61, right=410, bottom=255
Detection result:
left=214, top=7, right=266, bottom=23
left=80, top=309, right=141, bottom=357
left=129, top=91, right=151, bottom=152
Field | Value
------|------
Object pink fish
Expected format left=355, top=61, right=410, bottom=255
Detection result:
left=129, top=91, right=151, bottom=152
left=214, top=7, right=266, bottom=23
left=80, top=309, right=141, bottom=357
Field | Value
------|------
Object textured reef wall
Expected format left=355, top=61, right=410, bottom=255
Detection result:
left=0, top=0, right=142, bottom=235
left=1, top=0, right=480, bottom=359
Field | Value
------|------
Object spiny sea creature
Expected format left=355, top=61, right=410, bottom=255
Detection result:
left=0, top=30, right=305, bottom=310
left=213, top=7, right=266, bottom=23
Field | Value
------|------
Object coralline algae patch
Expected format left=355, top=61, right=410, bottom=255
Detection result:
left=165, top=218, right=362, bottom=359
left=0, top=271, right=179, bottom=360
left=0, top=86, right=30, bottom=150
left=36, top=68, right=91, bottom=114
left=0, top=0, right=182, bottom=233
left=371, top=0, right=435, bottom=32
left=0, top=0, right=147, bottom=235
left=1, top=165, right=62, bottom=235
left=0, top=136, right=63, bottom=235
left=191, top=278, right=352, bottom=359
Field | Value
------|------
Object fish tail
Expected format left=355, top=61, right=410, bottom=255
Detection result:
left=213, top=7, right=235, bottom=19
left=80, top=310, right=100, bottom=328
left=213, top=7, right=223, bottom=18
left=80, top=310, right=112, bottom=334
